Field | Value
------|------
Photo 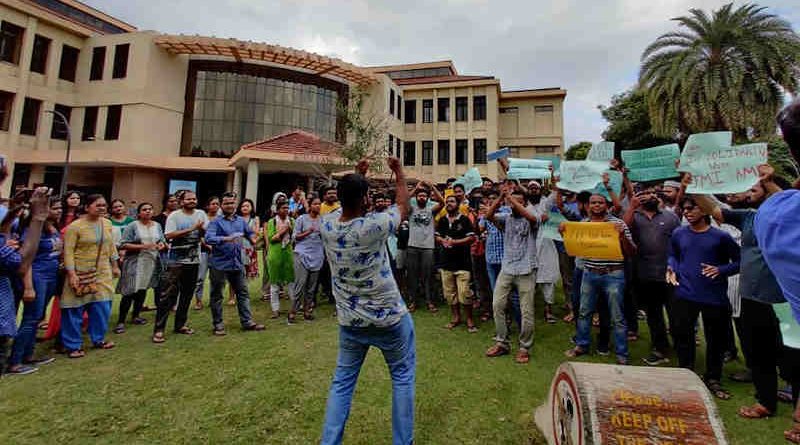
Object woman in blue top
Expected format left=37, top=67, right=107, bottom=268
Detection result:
left=7, top=196, right=62, bottom=375
left=0, top=187, right=51, bottom=377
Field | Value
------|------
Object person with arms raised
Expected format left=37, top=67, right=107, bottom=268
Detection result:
left=319, top=157, right=413, bottom=445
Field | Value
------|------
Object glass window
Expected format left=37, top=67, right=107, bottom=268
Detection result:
left=90, top=46, right=105, bottom=81
left=422, top=99, right=433, bottom=123
left=389, top=89, right=395, bottom=115
left=455, top=139, right=468, bottom=165
left=437, top=140, right=450, bottom=165
left=82, top=106, right=98, bottom=141
left=20, top=97, right=41, bottom=136
left=403, top=141, right=416, bottom=166
left=58, top=44, right=79, bottom=82
left=396, top=137, right=402, bottom=158
left=422, top=141, right=433, bottom=166
left=0, top=21, right=24, bottom=65
left=500, top=107, right=518, bottom=114
left=50, top=104, right=72, bottom=140
left=0, top=90, right=13, bottom=131
left=396, top=95, right=402, bottom=120
left=105, top=105, right=122, bottom=140
left=187, top=69, right=339, bottom=157
left=29, top=35, right=50, bottom=74
left=473, top=96, right=486, bottom=121
left=404, top=99, right=416, bottom=124
left=536, top=146, right=556, bottom=153
left=455, top=97, right=467, bottom=122
left=535, top=105, right=554, bottom=113
left=112, top=43, right=129, bottom=79
left=29, top=0, right=128, bottom=34
left=388, top=134, right=394, bottom=154
left=473, top=139, right=487, bottom=164
left=437, top=97, right=450, bottom=122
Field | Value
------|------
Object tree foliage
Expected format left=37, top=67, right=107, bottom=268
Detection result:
left=599, top=89, right=675, bottom=150
left=565, top=141, right=592, bottom=160
left=336, top=88, right=389, bottom=172
left=639, top=3, right=800, bottom=140
left=766, top=137, right=800, bottom=182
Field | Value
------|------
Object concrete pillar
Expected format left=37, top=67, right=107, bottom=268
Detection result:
left=245, top=160, right=259, bottom=203
left=232, top=167, right=242, bottom=196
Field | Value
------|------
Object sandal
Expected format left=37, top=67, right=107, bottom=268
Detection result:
left=152, top=332, right=166, bottom=344
left=485, top=344, right=510, bottom=357
left=213, top=328, right=227, bottom=337
left=545, top=313, right=558, bottom=324
left=227, top=299, right=236, bottom=306
left=93, top=340, right=116, bottom=350
left=480, top=312, right=491, bottom=322
left=564, top=347, right=588, bottom=358
left=427, top=303, right=438, bottom=313
left=785, top=417, right=800, bottom=444
left=445, top=321, right=461, bottom=330
left=706, top=379, right=732, bottom=400
left=132, top=317, right=148, bottom=325
left=175, top=326, right=195, bottom=335
left=193, top=300, right=204, bottom=311
left=515, top=349, right=530, bottom=364
left=738, top=403, right=773, bottom=419
left=67, top=349, right=85, bottom=359
left=407, top=302, right=416, bottom=313
left=38, top=322, right=49, bottom=331
left=467, top=324, right=478, bottom=334
left=562, top=312, right=575, bottom=323
left=113, top=324, right=126, bottom=334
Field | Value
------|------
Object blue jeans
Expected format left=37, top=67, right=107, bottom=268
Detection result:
left=576, top=269, right=628, bottom=358
left=10, top=270, right=57, bottom=365
left=321, top=314, right=416, bottom=445
left=486, top=262, right=520, bottom=328
left=61, top=300, right=112, bottom=351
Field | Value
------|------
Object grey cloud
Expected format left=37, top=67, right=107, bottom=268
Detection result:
left=86, top=0, right=799, bottom=146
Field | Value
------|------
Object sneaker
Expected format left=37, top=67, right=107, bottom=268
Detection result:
left=6, top=365, right=38, bottom=375
left=642, top=352, right=670, bottom=366
left=597, top=348, right=610, bottom=357
left=23, top=356, right=55, bottom=366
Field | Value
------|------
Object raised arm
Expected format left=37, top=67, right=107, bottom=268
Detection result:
left=388, top=157, right=410, bottom=221
left=693, top=194, right=724, bottom=225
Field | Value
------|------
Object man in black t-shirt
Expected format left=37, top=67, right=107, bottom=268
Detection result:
left=436, top=196, right=477, bottom=333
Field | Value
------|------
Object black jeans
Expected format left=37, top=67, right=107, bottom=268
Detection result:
left=118, top=289, right=147, bottom=325
left=637, top=279, right=672, bottom=354
left=624, top=261, right=639, bottom=335
left=739, top=298, right=784, bottom=412
left=780, top=346, right=800, bottom=406
left=209, top=268, right=255, bottom=330
left=155, top=263, right=198, bottom=333
left=670, top=296, right=730, bottom=381
left=0, top=335, right=10, bottom=376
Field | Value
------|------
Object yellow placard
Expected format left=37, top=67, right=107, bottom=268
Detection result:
left=562, top=222, right=623, bottom=260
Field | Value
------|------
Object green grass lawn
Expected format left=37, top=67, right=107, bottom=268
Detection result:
left=0, top=281, right=795, bottom=444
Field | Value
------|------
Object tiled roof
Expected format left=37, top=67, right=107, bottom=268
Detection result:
left=237, top=130, right=342, bottom=156
left=393, top=75, right=495, bottom=86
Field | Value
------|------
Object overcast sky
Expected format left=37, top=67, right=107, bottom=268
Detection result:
left=85, top=0, right=799, bottom=147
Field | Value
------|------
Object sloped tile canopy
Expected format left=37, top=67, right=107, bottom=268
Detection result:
left=228, top=130, right=349, bottom=175
left=154, top=34, right=375, bottom=86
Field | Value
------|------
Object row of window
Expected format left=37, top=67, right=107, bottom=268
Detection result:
left=0, top=20, right=129, bottom=82
left=404, top=96, right=487, bottom=124
left=401, top=138, right=488, bottom=166
left=0, top=90, right=122, bottom=140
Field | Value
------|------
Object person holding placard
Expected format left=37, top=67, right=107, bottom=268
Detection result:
left=564, top=192, right=636, bottom=365
left=623, top=186, right=681, bottom=366
left=666, top=196, right=740, bottom=400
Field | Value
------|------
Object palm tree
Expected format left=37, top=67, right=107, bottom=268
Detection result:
left=640, top=3, right=800, bottom=140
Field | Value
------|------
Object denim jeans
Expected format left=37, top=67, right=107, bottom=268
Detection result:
left=209, top=268, right=255, bottom=330
left=576, top=269, right=628, bottom=358
left=321, top=313, right=416, bottom=445
left=10, top=270, right=57, bottom=365
left=486, top=262, right=520, bottom=328
left=194, top=251, right=209, bottom=301
left=405, top=247, right=433, bottom=305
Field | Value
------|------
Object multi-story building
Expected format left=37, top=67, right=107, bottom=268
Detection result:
left=0, top=0, right=565, bottom=213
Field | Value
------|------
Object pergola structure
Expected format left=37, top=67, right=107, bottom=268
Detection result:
left=153, top=34, right=375, bottom=86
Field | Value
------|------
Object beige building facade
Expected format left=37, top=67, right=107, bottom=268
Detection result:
left=0, top=0, right=565, bottom=211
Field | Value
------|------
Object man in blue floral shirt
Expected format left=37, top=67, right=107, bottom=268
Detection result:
left=319, top=157, right=413, bottom=445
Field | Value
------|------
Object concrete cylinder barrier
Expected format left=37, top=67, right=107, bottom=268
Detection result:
left=535, top=362, right=728, bottom=445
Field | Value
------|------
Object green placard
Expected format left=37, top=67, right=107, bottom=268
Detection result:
left=621, top=143, right=680, bottom=182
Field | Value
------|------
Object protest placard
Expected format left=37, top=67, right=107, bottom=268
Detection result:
left=540, top=211, right=566, bottom=241
left=591, top=170, right=623, bottom=201
left=535, top=155, right=562, bottom=172
left=487, top=147, right=510, bottom=162
left=557, top=160, right=609, bottom=193
left=621, top=143, right=680, bottom=182
left=507, top=168, right=551, bottom=180
left=586, top=141, right=615, bottom=162
left=454, top=167, right=483, bottom=194
left=562, top=222, right=623, bottom=260
left=679, top=131, right=767, bottom=194
left=509, top=158, right=552, bottom=170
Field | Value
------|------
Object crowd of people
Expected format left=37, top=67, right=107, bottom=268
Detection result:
left=2, top=101, right=800, bottom=445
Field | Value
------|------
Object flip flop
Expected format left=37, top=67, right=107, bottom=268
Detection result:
left=445, top=321, right=461, bottom=330
left=467, top=325, right=478, bottom=334
left=152, top=332, right=166, bottom=344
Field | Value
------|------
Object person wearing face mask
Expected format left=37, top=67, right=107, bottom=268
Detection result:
left=623, top=186, right=681, bottom=366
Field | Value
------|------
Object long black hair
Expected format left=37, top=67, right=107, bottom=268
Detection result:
left=59, top=190, right=83, bottom=229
